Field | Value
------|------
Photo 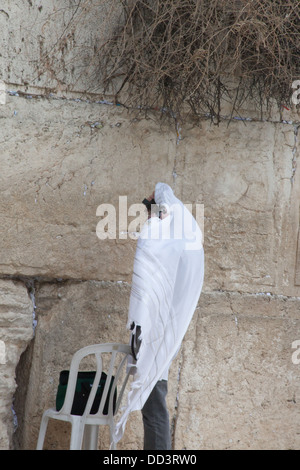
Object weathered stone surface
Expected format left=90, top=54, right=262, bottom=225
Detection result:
left=176, top=120, right=299, bottom=296
left=15, top=280, right=131, bottom=449
left=0, top=94, right=299, bottom=299
left=15, top=280, right=178, bottom=450
left=0, top=0, right=119, bottom=93
left=0, top=96, right=174, bottom=282
left=1, top=0, right=300, bottom=452
left=174, top=291, right=300, bottom=450
left=0, top=279, right=33, bottom=450
left=294, top=222, right=300, bottom=286
left=15, top=285, right=300, bottom=450
left=1, top=93, right=299, bottom=450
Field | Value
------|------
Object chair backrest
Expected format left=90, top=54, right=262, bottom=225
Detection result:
left=58, top=343, right=131, bottom=419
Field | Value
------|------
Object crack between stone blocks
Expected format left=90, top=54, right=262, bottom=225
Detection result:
left=0, top=273, right=130, bottom=285
left=171, top=348, right=183, bottom=449
left=4, top=83, right=300, bottom=127
left=206, top=288, right=300, bottom=302
left=226, top=291, right=240, bottom=335
left=291, top=123, right=300, bottom=185
left=0, top=274, right=39, bottom=335
left=24, top=279, right=37, bottom=335
left=0, top=274, right=131, bottom=334
left=172, top=152, right=178, bottom=188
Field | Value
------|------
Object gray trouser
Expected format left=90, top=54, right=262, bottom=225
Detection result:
left=141, top=380, right=172, bottom=450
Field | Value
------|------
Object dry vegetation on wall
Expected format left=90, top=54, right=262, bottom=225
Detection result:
left=97, top=0, right=300, bottom=123
left=36, top=0, right=300, bottom=124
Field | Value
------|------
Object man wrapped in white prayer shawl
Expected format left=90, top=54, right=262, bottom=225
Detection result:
left=113, top=182, right=204, bottom=448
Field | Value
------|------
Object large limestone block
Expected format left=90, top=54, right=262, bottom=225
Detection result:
left=173, top=291, right=300, bottom=450
left=174, top=120, right=299, bottom=295
left=17, top=284, right=300, bottom=450
left=1, top=93, right=299, bottom=299
left=0, top=96, right=174, bottom=281
left=0, top=0, right=119, bottom=93
left=0, top=279, right=33, bottom=449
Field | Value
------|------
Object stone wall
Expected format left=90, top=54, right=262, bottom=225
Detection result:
left=0, top=1, right=299, bottom=450
left=0, top=280, right=33, bottom=449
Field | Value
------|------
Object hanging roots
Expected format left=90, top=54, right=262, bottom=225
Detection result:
left=95, top=0, right=300, bottom=123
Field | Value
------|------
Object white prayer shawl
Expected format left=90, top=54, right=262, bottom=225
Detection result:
left=113, top=182, right=204, bottom=444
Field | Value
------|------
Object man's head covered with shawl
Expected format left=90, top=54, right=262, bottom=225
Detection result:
left=113, top=182, right=204, bottom=444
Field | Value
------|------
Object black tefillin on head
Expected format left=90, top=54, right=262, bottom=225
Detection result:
left=142, top=198, right=162, bottom=218
left=142, top=198, right=156, bottom=211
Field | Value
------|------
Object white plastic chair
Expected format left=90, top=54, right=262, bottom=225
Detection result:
left=36, top=343, right=131, bottom=450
